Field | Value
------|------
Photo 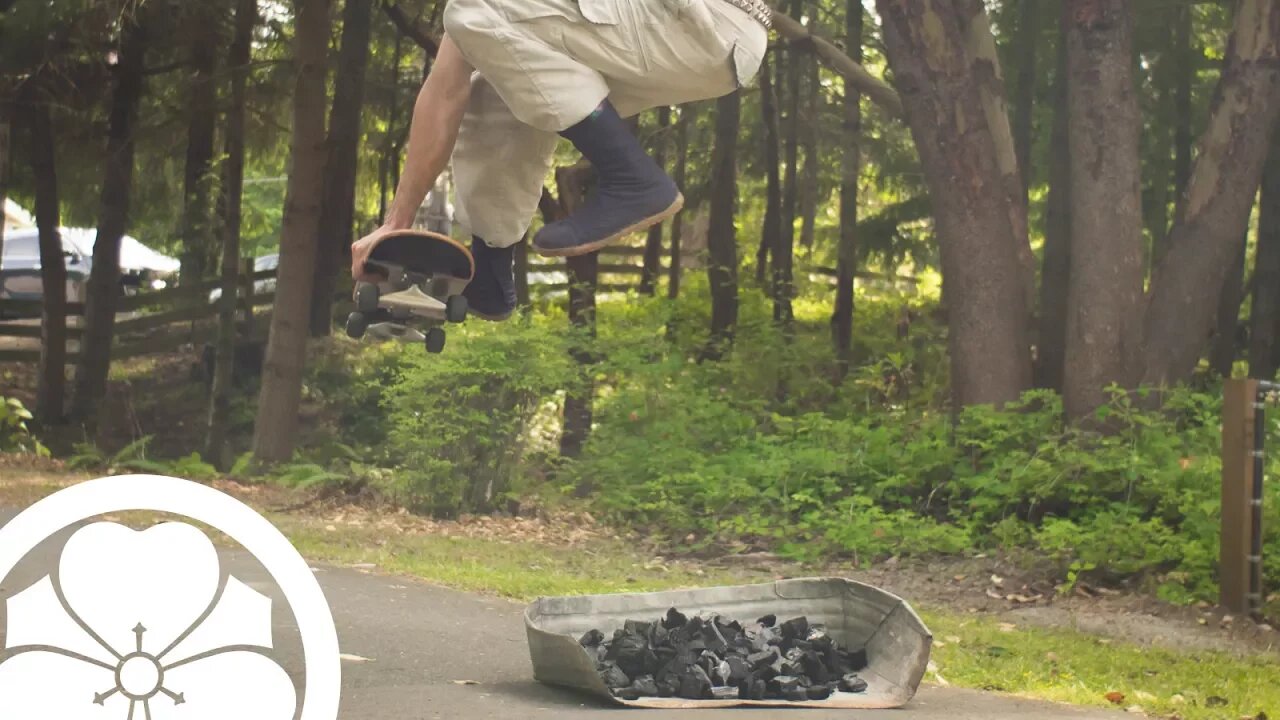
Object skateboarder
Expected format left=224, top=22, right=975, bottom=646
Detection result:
left=351, top=0, right=770, bottom=321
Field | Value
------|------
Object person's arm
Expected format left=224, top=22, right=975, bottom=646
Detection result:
left=352, top=35, right=473, bottom=280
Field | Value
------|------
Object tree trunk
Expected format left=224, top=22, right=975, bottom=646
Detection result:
left=668, top=105, right=689, bottom=300
left=207, top=0, right=256, bottom=469
left=311, top=0, right=374, bottom=336
left=1173, top=1, right=1193, bottom=199
left=381, top=34, right=403, bottom=221
left=252, top=0, right=332, bottom=463
left=702, top=90, right=741, bottom=361
left=551, top=165, right=597, bottom=461
left=1035, top=30, right=1071, bottom=392
left=876, top=0, right=1033, bottom=407
left=640, top=107, right=670, bottom=295
left=832, top=0, right=862, bottom=379
left=1012, top=0, right=1039, bottom=198
left=0, top=102, right=9, bottom=258
left=778, top=7, right=801, bottom=328
left=799, top=51, right=820, bottom=251
left=1251, top=131, right=1280, bottom=380
left=179, top=0, right=220, bottom=285
left=70, top=14, right=148, bottom=430
left=1210, top=237, right=1247, bottom=377
left=22, top=88, right=66, bottom=424
left=1061, top=0, right=1145, bottom=418
left=1140, top=0, right=1280, bottom=388
left=759, top=51, right=782, bottom=289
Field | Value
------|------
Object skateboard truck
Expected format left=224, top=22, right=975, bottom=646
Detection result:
left=345, top=269, right=468, bottom=354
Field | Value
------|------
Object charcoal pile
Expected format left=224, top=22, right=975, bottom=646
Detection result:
left=579, top=608, right=870, bottom=702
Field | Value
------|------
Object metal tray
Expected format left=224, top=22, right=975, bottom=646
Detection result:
left=524, top=577, right=932, bottom=709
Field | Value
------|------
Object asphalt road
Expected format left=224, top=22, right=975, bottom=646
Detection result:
left=0, top=507, right=1120, bottom=719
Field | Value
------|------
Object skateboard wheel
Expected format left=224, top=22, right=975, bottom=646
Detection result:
left=345, top=312, right=369, bottom=339
left=446, top=295, right=468, bottom=324
left=356, top=283, right=380, bottom=313
left=425, top=327, right=446, bottom=354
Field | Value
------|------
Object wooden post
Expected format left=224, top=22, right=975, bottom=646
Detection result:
left=1221, top=378, right=1259, bottom=614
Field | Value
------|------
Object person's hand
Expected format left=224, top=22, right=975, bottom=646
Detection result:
left=351, top=225, right=399, bottom=283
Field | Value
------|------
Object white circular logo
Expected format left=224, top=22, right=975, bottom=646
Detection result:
left=0, top=474, right=341, bottom=719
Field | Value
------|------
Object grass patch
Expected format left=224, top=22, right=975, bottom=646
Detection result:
left=924, top=612, right=1276, bottom=719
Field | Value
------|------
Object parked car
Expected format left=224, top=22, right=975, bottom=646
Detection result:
left=0, top=228, right=181, bottom=317
left=208, top=253, right=278, bottom=304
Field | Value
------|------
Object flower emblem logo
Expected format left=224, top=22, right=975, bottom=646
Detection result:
left=0, top=475, right=341, bottom=720
left=0, top=521, right=296, bottom=718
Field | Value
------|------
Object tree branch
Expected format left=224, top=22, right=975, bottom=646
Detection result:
left=770, top=8, right=903, bottom=119
left=382, top=2, right=439, bottom=56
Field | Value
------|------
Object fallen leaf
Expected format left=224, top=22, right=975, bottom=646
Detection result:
left=1105, top=692, right=1126, bottom=705
left=1135, top=691, right=1156, bottom=702
left=953, top=574, right=967, bottom=582
left=986, top=588, right=1005, bottom=600
left=990, top=574, right=1005, bottom=587
left=339, top=653, right=373, bottom=663
left=452, top=680, right=481, bottom=686
left=945, top=635, right=962, bottom=644
left=1126, top=705, right=1144, bottom=714
left=1169, top=694, right=1186, bottom=705
left=1008, top=593, right=1043, bottom=604
left=997, top=623, right=1017, bottom=633
left=1222, top=615, right=1235, bottom=626
left=1198, top=618, right=1209, bottom=626
left=933, top=640, right=947, bottom=648
left=1045, top=652, right=1059, bottom=663
left=325, top=524, right=337, bottom=532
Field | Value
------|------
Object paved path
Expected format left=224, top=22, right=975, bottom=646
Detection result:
left=0, top=508, right=1119, bottom=719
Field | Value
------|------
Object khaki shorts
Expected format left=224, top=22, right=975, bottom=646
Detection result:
left=442, top=0, right=767, bottom=247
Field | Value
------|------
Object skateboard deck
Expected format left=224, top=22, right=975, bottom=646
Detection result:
left=346, top=230, right=474, bottom=354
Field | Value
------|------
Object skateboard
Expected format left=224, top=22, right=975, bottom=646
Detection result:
left=345, top=230, right=474, bottom=354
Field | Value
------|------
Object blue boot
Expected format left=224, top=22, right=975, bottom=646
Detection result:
left=462, top=236, right=516, bottom=321
left=533, top=101, right=682, bottom=257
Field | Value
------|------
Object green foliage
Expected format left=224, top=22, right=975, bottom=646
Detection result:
left=68, top=436, right=217, bottom=482
left=299, top=318, right=576, bottom=516
left=0, top=397, right=47, bottom=456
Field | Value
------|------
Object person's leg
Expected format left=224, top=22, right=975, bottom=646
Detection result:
left=443, top=0, right=767, bottom=256
left=452, top=73, right=559, bottom=320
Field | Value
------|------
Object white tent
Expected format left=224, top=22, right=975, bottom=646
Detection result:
left=4, top=199, right=33, bottom=230
left=59, top=227, right=181, bottom=274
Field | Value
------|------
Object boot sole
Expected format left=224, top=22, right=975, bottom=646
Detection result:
left=533, top=193, right=684, bottom=258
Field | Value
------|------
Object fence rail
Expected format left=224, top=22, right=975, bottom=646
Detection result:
left=1222, top=378, right=1278, bottom=620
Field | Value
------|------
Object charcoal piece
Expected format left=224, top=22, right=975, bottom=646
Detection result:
left=839, top=673, right=869, bottom=693
left=596, top=645, right=610, bottom=663
left=711, top=686, right=739, bottom=700
left=745, top=677, right=766, bottom=700
left=647, top=624, right=669, bottom=648
left=763, top=627, right=783, bottom=646
left=714, top=660, right=732, bottom=686
left=663, top=607, right=688, bottom=629
left=801, top=651, right=830, bottom=685
left=630, top=675, right=659, bottom=698
left=686, top=637, right=707, bottom=653
left=616, top=687, right=641, bottom=701
left=780, top=616, right=810, bottom=642
left=806, top=626, right=833, bottom=651
left=656, top=680, right=676, bottom=698
left=676, top=663, right=712, bottom=699
left=839, top=645, right=870, bottom=671
left=773, top=675, right=801, bottom=693
left=612, top=634, right=651, bottom=678
left=747, top=648, right=773, bottom=671
left=791, top=639, right=813, bottom=652
left=806, top=684, right=833, bottom=701
left=703, top=620, right=729, bottom=654
left=601, top=663, right=632, bottom=689
left=757, top=614, right=777, bottom=628
left=580, top=629, right=605, bottom=648
left=725, top=656, right=750, bottom=684
left=784, top=687, right=809, bottom=702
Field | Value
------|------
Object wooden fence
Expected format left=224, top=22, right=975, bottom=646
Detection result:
left=0, top=247, right=918, bottom=364
left=0, top=259, right=276, bottom=363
